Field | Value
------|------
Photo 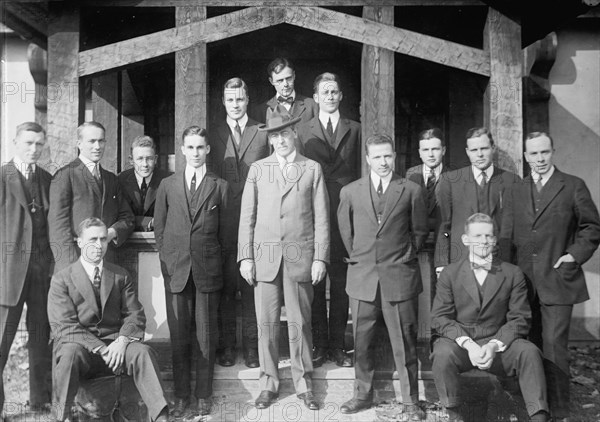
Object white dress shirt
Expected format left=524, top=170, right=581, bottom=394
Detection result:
left=80, top=258, right=104, bottom=286
left=423, top=163, right=443, bottom=184
left=135, top=172, right=153, bottom=189
left=318, top=110, right=340, bottom=133
left=370, top=171, right=393, bottom=195
left=472, top=164, right=494, bottom=185
left=531, top=165, right=555, bottom=187
left=12, top=156, right=36, bottom=178
left=185, top=164, right=206, bottom=191
left=79, top=154, right=101, bottom=179
left=226, top=114, right=248, bottom=136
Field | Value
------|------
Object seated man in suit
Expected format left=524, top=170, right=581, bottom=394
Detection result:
left=253, top=57, right=317, bottom=124
left=118, top=135, right=169, bottom=231
left=47, top=218, right=168, bottom=422
left=238, top=105, right=329, bottom=411
left=431, top=213, right=549, bottom=422
left=337, top=134, right=428, bottom=418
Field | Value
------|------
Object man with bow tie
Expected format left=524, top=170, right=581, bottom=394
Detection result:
left=500, top=132, right=600, bottom=422
left=253, top=57, right=317, bottom=125
left=431, top=213, right=549, bottom=422
left=49, top=121, right=134, bottom=273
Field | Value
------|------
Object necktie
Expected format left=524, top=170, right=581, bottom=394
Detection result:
left=377, top=179, right=383, bottom=196
left=535, top=176, right=543, bottom=193
left=277, top=96, right=293, bottom=105
left=470, top=261, right=491, bottom=271
left=233, top=121, right=242, bottom=145
left=25, top=164, right=33, bottom=180
left=326, top=117, right=334, bottom=138
left=190, top=172, right=197, bottom=196
left=426, top=172, right=436, bottom=209
left=93, top=267, right=102, bottom=308
left=93, top=164, right=101, bottom=182
left=140, top=177, right=148, bottom=210
left=480, top=171, right=487, bottom=187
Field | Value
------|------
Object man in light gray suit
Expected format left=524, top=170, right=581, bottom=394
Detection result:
left=238, top=105, right=330, bottom=411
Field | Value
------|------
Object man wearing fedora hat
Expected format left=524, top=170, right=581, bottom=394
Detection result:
left=238, top=105, right=330, bottom=411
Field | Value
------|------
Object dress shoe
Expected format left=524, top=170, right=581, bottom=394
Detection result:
left=340, top=398, right=373, bottom=414
left=297, top=391, right=319, bottom=410
left=171, top=397, right=189, bottom=418
left=218, top=347, right=236, bottom=367
left=155, top=406, right=169, bottom=422
left=196, top=398, right=212, bottom=416
left=245, top=348, right=259, bottom=368
left=402, top=403, right=426, bottom=420
left=329, top=348, right=353, bottom=367
left=312, top=347, right=327, bottom=368
left=255, top=390, right=278, bottom=409
left=530, top=410, right=550, bottom=422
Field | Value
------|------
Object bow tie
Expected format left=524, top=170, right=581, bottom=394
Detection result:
left=470, top=261, right=492, bottom=271
left=277, top=96, right=294, bottom=105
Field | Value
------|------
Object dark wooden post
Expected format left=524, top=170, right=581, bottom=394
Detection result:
left=47, top=2, right=80, bottom=173
left=175, top=6, right=207, bottom=172
left=484, top=7, right=523, bottom=176
left=361, top=6, right=395, bottom=175
left=92, top=73, right=120, bottom=173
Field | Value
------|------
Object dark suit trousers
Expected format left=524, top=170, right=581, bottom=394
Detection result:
left=350, top=290, right=419, bottom=403
left=0, top=261, right=51, bottom=409
left=52, top=342, right=167, bottom=421
left=529, top=295, right=573, bottom=418
left=431, top=337, right=549, bottom=417
left=165, top=275, right=220, bottom=400
left=218, top=252, right=257, bottom=351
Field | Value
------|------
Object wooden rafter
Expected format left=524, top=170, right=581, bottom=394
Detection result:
left=78, top=7, right=286, bottom=76
left=4, top=0, right=485, bottom=6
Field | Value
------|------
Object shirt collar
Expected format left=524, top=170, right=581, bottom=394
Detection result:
left=370, top=171, right=393, bottom=192
left=80, top=258, right=104, bottom=283
left=134, top=171, right=153, bottom=188
left=185, top=164, right=206, bottom=183
left=277, top=90, right=296, bottom=101
left=12, top=156, right=35, bottom=176
left=470, top=254, right=492, bottom=270
left=472, top=164, right=494, bottom=181
left=276, top=150, right=297, bottom=169
left=531, top=165, right=555, bottom=186
left=226, top=114, right=248, bottom=132
left=423, top=163, right=442, bottom=178
left=318, top=110, right=340, bottom=131
left=79, top=154, right=101, bottom=174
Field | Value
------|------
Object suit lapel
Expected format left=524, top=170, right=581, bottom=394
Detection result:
left=534, top=171, right=564, bottom=223
left=100, top=267, right=115, bottom=314
left=458, top=260, right=481, bottom=307
left=291, top=97, right=307, bottom=120
left=144, top=175, right=160, bottom=213
left=281, top=157, right=306, bottom=197
left=377, top=177, right=405, bottom=234
left=521, top=175, right=536, bottom=221
left=78, top=159, right=103, bottom=202
left=6, top=162, right=29, bottom=211
left=238, top=121, right=258, bottom=160
left=191, top=175, right=217, bottom=224
left=481, top=263, right=504, bottom=311
left=462, top=169, right=478, bottom=216
left=71, top=261, right=101, bottom=318
left=360, top=178, right=379, bottom=226
left=488, top=168, right=503, bottom=216
left=217, top=123, right=238, bottom=158
left=40, top=169, right=51, bottom=212
left=332, top=118, right=350, bottom=151
left=177, top=172, right=193, bottom=224
left=125, top=171, right=143, bottom=213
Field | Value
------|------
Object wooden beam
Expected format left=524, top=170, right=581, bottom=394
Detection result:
left=47, top=2, right=80, bottom=172
left=174, top=6, right=207, bottom=172
left=76, top=0, right=484, bottom=6
left=2, top=3, right=48, bottom=49
left=92, top=73, right=120, bottom=173
left=361, top=6, right=394, bottom=175
left=286, top=7, right=491, bottom=76
left=484, top=7, right=523, bottom=176
left=78, top=7, right=285, bottom=77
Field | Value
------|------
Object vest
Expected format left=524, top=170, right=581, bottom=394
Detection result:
left=475, top=179, right=490, bottom=215
left=369, top=178, right=389, bottom=224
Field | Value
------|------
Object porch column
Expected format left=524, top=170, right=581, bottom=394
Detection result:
left=484, top=7, right=523, bottom=175
left=92, top=73, right=120, bottom=173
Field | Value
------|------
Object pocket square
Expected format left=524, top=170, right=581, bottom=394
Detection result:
left=210, top=205, right=218, bottom=210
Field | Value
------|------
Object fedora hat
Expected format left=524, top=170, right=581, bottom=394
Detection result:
left=259, top=104, right=301, bottom=132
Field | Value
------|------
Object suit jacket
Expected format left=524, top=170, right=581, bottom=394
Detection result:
left=1, top=161, right=53, bottom=306
left=47, top=260, right=145, bottom=352
left=208, top=118, right=270, bottom=227
left=431, top=258, right=531, bottom=348
left=48, top=158, right=135, bottom=272
left=406, top=164, right=448, bottom=236
left=500, top=169, right=600, bottom=305
left=237, top=153, right=330, bottom=282
left=297, top=115, right=361, bottom=260
left=337, top=174, right=428, bottom=302
left=435, top=166, right=520, bottom=267
left=254, top=94, right=318, bottom=124
left=117, top=168, right=170, bottom=220
left=154, top=171, right=230, bottom=293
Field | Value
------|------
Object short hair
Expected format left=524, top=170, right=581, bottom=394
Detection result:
left=223, top=77, right=248, bottom=97
left=267, top=58, right=294, bottom=77
left=464, top=213, right=495, bottom=234
left=365, top=134, right=395, bottom=153
left=77, top=121, right=105, bottom=140
left=76, top=217, right=107, bottom=237
left=525, top=131, right=554, bottom=149
left=418, top=128, right=445, bottom=146
left=16, top=122, right=45, bottom=137
left=181, top=126, right=208, bottom=144
left=313, top=72, right=342, bottom=94
left=465, top=127, right=494, bottom=148
left=130, top=135, right=156, bottom=154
